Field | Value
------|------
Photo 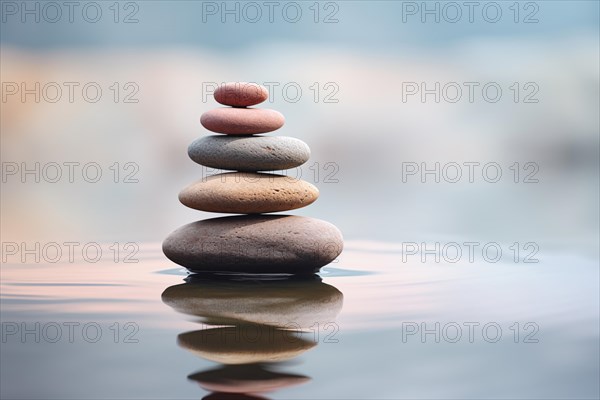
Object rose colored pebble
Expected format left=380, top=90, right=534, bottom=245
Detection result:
left=200, top=107, right=285, bottom=135
left=214, top=82, right=269, bottom=107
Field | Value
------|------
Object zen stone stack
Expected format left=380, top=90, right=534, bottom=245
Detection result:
left=163, top=82, right=343, bottom=274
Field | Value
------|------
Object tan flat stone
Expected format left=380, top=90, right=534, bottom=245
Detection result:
left=179, top=172, right=318, bottom=214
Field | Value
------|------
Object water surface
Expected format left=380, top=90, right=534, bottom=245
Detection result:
left=1, top=241, right=598, bottom=399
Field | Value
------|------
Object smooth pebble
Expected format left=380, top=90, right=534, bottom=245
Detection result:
left=214, top=82, right=269, bottom=107
left=188, top=135, right=310, bottom=171
left=162, top=215, right=344, bottom=274
left=179, top=172, right=318, bottom=214
left=201, top=108, right=284, bottom=135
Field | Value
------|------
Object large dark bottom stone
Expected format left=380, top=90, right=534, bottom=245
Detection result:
left=162, top=215, right=343, bottom=274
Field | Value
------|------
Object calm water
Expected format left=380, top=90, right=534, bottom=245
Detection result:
left=1, top=241, right=598, bottom=399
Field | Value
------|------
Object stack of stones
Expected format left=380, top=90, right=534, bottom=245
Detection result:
left=163, top=82, right=343, bottom=275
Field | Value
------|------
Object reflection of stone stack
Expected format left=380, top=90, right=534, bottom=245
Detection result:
left=162, top=274, right=343, bottom=363
left=163, top=82, right=343, bottom=274
left=162, top=274, right=343, bottom=328
left=188, top=365, right=310, bottom=396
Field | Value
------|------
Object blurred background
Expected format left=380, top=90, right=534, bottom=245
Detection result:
left=1, top=2, right=599, bottom=399
left=1, top=0, right=598, bottom=253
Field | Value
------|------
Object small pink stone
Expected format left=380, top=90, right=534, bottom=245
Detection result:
left=200, top=107, right=285, bottom=135
left=214, top=82, right=269, bottom=107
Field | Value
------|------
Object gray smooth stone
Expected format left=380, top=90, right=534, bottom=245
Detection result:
left=188, top=135, right=310, bottom=171
left=162, top=215, right=343, bottom=274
